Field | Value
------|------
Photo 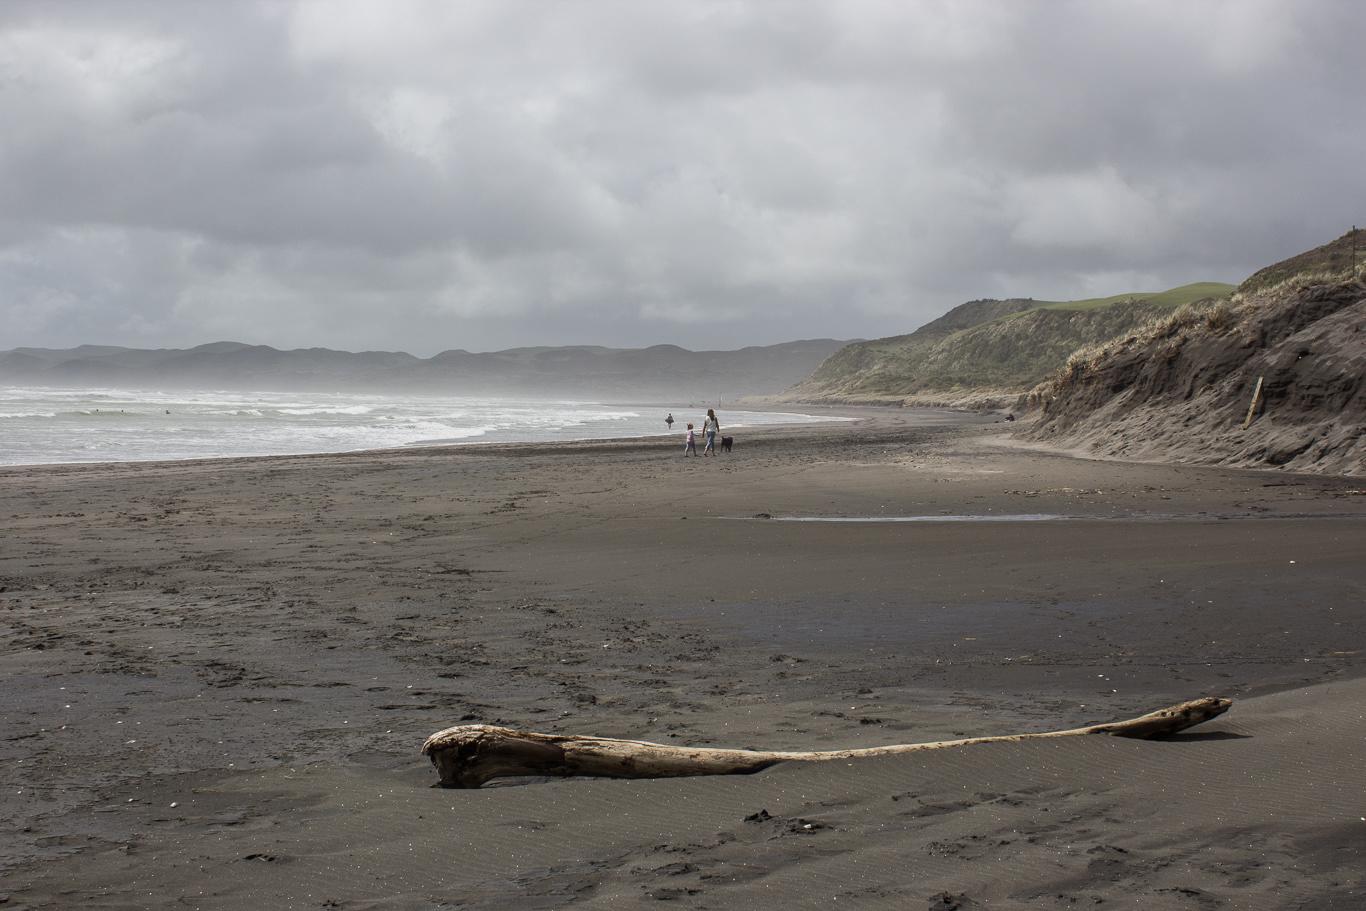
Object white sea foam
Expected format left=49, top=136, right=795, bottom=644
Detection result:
left=0, top=385, right=841, bottom=466
left=278, top=404, right=376, bottom=416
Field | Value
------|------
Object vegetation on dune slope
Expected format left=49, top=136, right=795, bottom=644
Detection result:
left=1036, top=282, right=1237, bottom=311
left=1237, top=229, right=1365, bottom=295
left=785, top=283, right=1234, bottom=402
left=1027, top=230, right=1365, bottom=476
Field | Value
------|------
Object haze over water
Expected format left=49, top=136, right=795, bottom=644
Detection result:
left=0, top=387, right=834, bottom=466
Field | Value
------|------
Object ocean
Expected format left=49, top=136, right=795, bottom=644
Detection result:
left=0, top=386, right=836, bottom=466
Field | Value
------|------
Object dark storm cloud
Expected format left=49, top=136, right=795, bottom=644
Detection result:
left=1, top=0, right=1363, bottom=354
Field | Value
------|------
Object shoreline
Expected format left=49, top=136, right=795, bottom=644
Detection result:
left=0, top=400, right=874, bottom=472
left=0, top=403, right=958, bottom=474
left=3, top=409, right=1363, bottom=907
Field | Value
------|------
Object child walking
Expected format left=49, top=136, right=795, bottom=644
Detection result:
left=683, top=423, right=698, bottom=456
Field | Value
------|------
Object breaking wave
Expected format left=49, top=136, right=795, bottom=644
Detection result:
left=0, top=386, right=836, bottom=466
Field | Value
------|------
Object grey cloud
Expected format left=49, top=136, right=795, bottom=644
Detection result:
left=1, top=0, right=1363, bottom=356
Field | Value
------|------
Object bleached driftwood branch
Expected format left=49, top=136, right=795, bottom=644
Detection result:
left=422, top=696, right=1231, bottom=788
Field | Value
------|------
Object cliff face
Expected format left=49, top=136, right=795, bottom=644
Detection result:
left=1028, top=232, right=1365, bottom=476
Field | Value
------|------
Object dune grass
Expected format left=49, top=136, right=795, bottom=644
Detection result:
left=793, top=281, right=1237, bottom=400
left=1035, top=282, right=1235, bottom=312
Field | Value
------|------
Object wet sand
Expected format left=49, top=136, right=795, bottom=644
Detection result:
left=2, top=408, right=1364, bottom=908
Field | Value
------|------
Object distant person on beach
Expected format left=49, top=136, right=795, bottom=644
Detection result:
left=666, top=413, right=674, bottom=429
left=702, top=408, right=720, bottom=456
left=684, top=423, right=698, bottom=456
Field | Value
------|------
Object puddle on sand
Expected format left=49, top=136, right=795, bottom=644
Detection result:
left=731, top=511, right=1362, bottom=524
left=766, top=514, right=1069, bottom=523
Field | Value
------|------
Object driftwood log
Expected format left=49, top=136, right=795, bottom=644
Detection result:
left=423, top=696, right=1230, bottom=788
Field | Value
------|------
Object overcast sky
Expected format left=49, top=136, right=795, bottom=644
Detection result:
left=2, top=1, right=1363, bottom=355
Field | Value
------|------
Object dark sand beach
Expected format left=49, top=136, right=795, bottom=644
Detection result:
left=3, top=408, right=1364, bottom=909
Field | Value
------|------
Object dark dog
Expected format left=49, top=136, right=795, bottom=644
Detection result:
left=720, top=436, right=733, bottom=453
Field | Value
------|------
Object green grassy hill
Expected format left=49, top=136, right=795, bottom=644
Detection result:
left=784, top=282, right=1235, bottom=402
left=1035, top=282, right=1237, bottom=311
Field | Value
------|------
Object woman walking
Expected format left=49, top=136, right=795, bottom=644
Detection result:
left=702, top=408, right=720, bottom=456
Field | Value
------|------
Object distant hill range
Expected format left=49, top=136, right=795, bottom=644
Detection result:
left=1027, top=229, right=1364, bottom=476
left=783, top=283, right=1236, bottom=405
left=0, top=338, right=850, bottom=401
